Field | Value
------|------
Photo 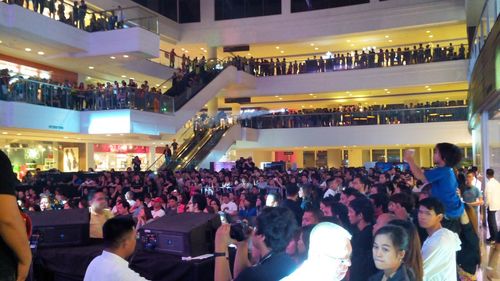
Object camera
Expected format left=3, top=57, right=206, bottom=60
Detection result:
left=230, top=221, right=251, bottom=242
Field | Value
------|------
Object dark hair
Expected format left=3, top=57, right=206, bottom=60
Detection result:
left=419, top=197, right=444, bottom=215
left=390, top=193, right=415, bottom=214
left=370, top=193, right=389, bottom=213
left=245, top=194, right=257, bottom=209
left=103, top=217, right=136, bottom=249
left=142, top=203, right=153, bottom=221
left=486, top=168, right=494, bottom=177
left=331, top=202, right=350, bottom=228
left=304, top=207, right=323, bottom=222
left=349, top=197, right=375, bottom=223
left=119, top=200, right=130, bottom=211
left=388, top=220, right=423, bottom=281
left=375, top=224, right=409, bottom=252
left=286, top=183, right=300, bottom=197
left=168, top=196, right=178, bottom=202
left=191, top=194, right=207, bottom=211
left=301, top=224, right=316, bottom=255
left=342, top=187, right=363, bottom=198
left=255, top=207, right=298, bottom=252
left=435, top=143, right=462, bottom=167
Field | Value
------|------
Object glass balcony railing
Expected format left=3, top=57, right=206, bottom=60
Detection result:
left=0, top=77, right=174, bottom=114
left=223, top=40, right=469, bottom=76
left=468, top=0, right=500, bottom=77
left=2, top=1, right=158, bottom=34
left=240, top=106, right=468, bottom=129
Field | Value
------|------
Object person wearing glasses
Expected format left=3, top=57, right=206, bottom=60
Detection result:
left=281, top=222, right=352, bottom=281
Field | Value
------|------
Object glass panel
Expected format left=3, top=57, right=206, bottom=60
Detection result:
left=291, top=0, right=369, bottom=13
left=387, top=149, right=401, bottom=162
left=215, top=0, right=281, bottom=21
left=303, top=151, right=315, bottom=168
left=372, top=149, right=386, bottom=162
left=179, top=0, right=200, bottom=23
left=132, top=0, right=177, bottom=22
left=316, top=151, right=327, bottom=167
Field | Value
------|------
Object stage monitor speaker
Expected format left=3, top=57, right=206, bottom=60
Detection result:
left=28, top=208, right=90, bottom=247
left=139, top=213, right=220, bottom=257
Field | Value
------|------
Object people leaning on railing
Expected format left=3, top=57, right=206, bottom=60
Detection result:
left=225, top=42, right=468, bottom=76
left=240, top=102, right=468, bottom=129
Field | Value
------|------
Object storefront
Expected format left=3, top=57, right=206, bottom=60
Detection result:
left=93, top=144, right=151, bottom=171
left=0, top=140, right=58, bottom=178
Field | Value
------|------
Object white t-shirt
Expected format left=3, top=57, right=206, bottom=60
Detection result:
left=422, top=228, right=461, bottom=281
left=485, top=178, right=500, bottom=211
left=221, top=201, right=238, bottom=214
left=84, top=251, right=149, bottom=281
left=323, top=189, right=337, bottom=198
left=151, top=209, right=165, bottom=219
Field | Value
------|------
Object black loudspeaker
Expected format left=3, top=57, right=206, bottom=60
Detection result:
left=28, top=209, right=90, bottom=247
left=139, top=213, right=220, bottom=257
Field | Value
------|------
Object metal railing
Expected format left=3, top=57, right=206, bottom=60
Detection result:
left=240, top=106, right=468, bottom=129
left=224, top=41, right=469, bottom=76
left=2, top=0, right=158, bottom=34
left=468, top=0, right=500, bottom=77
left=1, top=77, right=174, bottom=114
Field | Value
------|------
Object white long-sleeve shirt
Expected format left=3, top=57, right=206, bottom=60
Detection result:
left=84, top=251, right=149, bottom=281
left=485, top=178, right=500, bottom=211
left=422, top=228, right=461, bottom=281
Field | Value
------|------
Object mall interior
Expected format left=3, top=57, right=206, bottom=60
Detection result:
left=0, top=0, right=499, bottom=280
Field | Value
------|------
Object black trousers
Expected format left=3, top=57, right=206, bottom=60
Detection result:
left=488, top=208, right=498, bottom=239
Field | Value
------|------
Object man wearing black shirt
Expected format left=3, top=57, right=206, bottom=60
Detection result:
left=0, top=151, right=32, bottom=281
left=347, top=197, right=377, bottom=281
left=214, top=207, right=298, bottom=281
left=281, top=184, right=303, bottom=226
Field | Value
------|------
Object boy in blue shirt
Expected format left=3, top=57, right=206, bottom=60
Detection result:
left=404, top=143, right=464, bottom=232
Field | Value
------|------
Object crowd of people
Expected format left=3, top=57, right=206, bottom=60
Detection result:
left=1, top=0, right=126, bottom=32
left=242, top=100, right=467, bottom=129
left=11, top=142, right=500, bottom=281
left=224, top=42, right=468, bottom=76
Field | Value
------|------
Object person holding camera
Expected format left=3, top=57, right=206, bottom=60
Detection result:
left=214, top=207, right=298, bottom=281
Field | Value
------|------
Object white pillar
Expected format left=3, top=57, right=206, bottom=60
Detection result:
left=282, top=0, right=291, bottom=15
left=85, top=143, right=95, bottom=171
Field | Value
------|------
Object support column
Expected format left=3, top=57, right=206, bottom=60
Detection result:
left=231, top=104, right=241, bottom=118
left=85, top=143, right=95, bottom=171
left=281, top=0, right=291, bottom=15
left=207, top=98, right=218, bottom=117
left=148, top=146, right=156, bottom=171
left=481, top=111, right=490, bottom=173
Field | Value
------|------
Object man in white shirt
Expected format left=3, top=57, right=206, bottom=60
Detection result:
left=84, top=217, right=149, bottom=281
left=485, top=168, right=500, bottom=243
left=151, top=197, right=165, bottom=219
left=418, top=197, right=461, bottom=281
left=323, top=177, right=341, bottom=198
left=220, top=193, right=238, bottom=216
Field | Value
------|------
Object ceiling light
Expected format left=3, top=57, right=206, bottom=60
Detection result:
left=63, top=136, right=69, bottom=139
left=385, top=35, right=389, bottom=38
left=106, top=134, right=111, bottom=136
left=301, top=105, right=305, bottom=108
left=200, top=47, right=204, bottom=50
left=384, top=89, right=388, bottom=91
left=426, top=30, right=431, bottom=33
left=280, top=50, right=284, bottom=53
left=1, top=132, right=7, bottom=135
left=155, top=84, right=160, bottom=87
left=77, top=138, right=81, bottom=140
left=123, top=55, right=129, bottom=58
left=428, top=35, right=433, bottom=38
left=88, top=66, right=94, bottom=69
left=309, top=93, right=314, bottom=96
left=313, top=96, right=317, bottom=98
left=386, top=91, right=391, bottom=94
left=310, top=43, right=315, bottom=46
left=162, top=86, right=167, bottom=88
left=247, top=53, right=251, bottom=56
left=427, top=88, right=432, bottom=91
left=181, top=48, right=185, bottom=51
left=16, top=133, right=21, bottom=136
left=0, top=40, right=2, bottom=44
left=185, top=50, right=189, bottom=53
left=425, top=85, right=429, bottom=88
left=275, top=95, right=279, bottom=98
left=309, top=105, right=312, bottom=108
left=276, top=46, right=280, bottom=49
left=445, top=97, right=449, bottom=100
left=25, top=48, right=32, bottom=52
left=314, top=47, right=319, bottom=50
left=37, top=51, right=45, bottom=55
left=110, top=56, right=116, bottom=59
left=129, top=77, right=135, bottom=80
left=350, top=44, right=355, bottom=47
left=279, top=97, right=283, bottom=100
left=388, top=39, right=393, bottom=43
left=347, top=40, right=351, bottom=43
left=119, top=134, right=124, bottom=136
left=203, top=50, right=207, bottom=53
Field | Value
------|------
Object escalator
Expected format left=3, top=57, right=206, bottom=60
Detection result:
left=160, top=124, right=230, bottom=171
left=176, top=126, right=230, bottom=170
